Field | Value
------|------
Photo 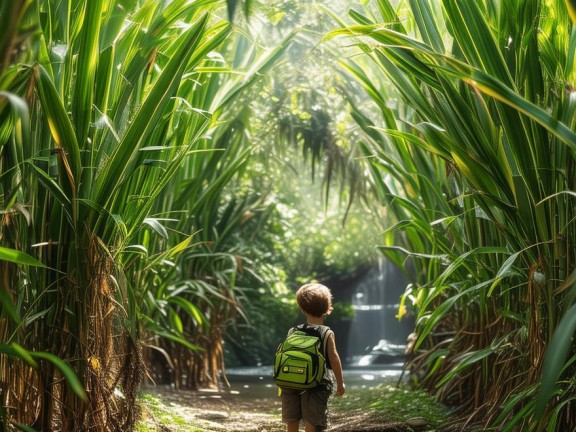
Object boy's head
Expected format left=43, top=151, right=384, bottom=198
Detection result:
left=296, top=283, right=333, bottom=318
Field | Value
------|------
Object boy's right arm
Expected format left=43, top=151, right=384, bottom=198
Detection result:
left=326, top=333, right=345, bottom=396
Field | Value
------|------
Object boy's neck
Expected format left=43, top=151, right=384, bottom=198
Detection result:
left=305, top=314, right=324, bottom=325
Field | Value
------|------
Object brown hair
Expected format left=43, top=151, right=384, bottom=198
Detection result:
left=296, top=283, right=333, bottom=318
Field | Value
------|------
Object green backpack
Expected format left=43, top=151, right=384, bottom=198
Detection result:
left=273, top=324, right=330, bottom=390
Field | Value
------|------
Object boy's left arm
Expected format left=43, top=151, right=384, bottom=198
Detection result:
left=326, top=333, right=346, bottom=396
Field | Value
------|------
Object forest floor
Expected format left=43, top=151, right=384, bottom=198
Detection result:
left=137, top=380, right=476, bottom=432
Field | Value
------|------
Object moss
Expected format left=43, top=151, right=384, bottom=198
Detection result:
left=136, top=393, right=206, bottom=432
left=136, top=385, right=450, bottom=432
left=331, top=384, right=450, bottom=428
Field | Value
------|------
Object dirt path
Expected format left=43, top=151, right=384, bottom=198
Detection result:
left=141, top=387, right=284, bottom=431
left=139, top=386, right=449, bottom=432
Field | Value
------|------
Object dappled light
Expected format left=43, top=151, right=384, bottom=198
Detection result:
left=2, top=0, right=576, bottom=431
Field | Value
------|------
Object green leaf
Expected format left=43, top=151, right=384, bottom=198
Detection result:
left=415, top=278, right=495, bottom=350
left=30, top=352, right=88, bottom=402
left=535, top=303, right=576, bottom=418
left=143, top=218, right=169, bottom=239
left=71, top=0, right=105, bottom=146
left=23, top=306, right=54, bottom=326
left=487, top=251, right=522, bottom=296
left=167, top=236, right=194, bottom=259
left=441, top=0, right=512, bottom=84
left=410, top=0, right=444, bottom=52
left=0, top=246, right=46, bottom=267
left=150, top=328, right=201, bottom=352
left=168, top=296, right=205, bottom=326
left=34, top=65, right=82, bottom=197
left=14, top=424, right=38, bottom=432
left=27, top=161, right=72, bottom=210
left=434, top=247, right=507, bottom=292
left=461, top=68, right=576, bottom=151
left=435, top=345, right=496, bottom=388
left=0, top=343, right=87, bottom=407
left=8, top=343, right=38, bottom=368
left=565, top=0, right=576, bottom=26
left=93, top=13, right=211, bottom=208
left=0, top=91, right=30, bottom=160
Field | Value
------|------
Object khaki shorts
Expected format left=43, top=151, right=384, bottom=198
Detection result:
left=281, top=385, right=331, bottom=429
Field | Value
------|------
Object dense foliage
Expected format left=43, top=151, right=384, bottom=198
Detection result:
left=0, top=0, right=378, bottom=429
left=331, top=0, right=576, bottom=430
left=0, top=0, right=287, bottom=429
left=3, top=0, right=576, bottom=431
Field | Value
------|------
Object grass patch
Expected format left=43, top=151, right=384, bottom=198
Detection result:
left=136, top=393, right=206, bottom=432
left=136, top=385, right=450, bottom=431
left=331, top=384, right=450, bottom=428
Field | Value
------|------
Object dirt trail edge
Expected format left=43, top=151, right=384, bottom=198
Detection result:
left=139, top=386, right=461, bottom=432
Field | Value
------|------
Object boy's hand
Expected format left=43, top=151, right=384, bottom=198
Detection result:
left=335, top=384, right=346, bottom=396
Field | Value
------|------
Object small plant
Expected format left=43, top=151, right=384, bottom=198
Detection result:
left=331, top=384, right=450, bottom=429
left=136, top=393, right=204, bottom=432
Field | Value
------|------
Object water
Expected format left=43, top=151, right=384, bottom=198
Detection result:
left=346, top=259, right=413, bottom=362
left=223, top=365, right=406, bottom=398
left=220, top=259, right=413, bottom=399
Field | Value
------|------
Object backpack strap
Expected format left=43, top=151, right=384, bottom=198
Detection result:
left=296, top=323, right=333, bottom=369
left=321, top=327, right=333, bottom=369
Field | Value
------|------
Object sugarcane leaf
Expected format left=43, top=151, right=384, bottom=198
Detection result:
left=488, top=251, right=522, bottom=296
left=149, top=327, right=201, bottom=352
left=535, top=303, right=576, bottom=418
left=111, top=214, right=128, bottom=239
left=167, top=235, right=194, bottom=259
left=415, top=278, right=495, bottom=350
left=124, top=244, right=148, bottom=255
left=8, top=343, right=38, bottom=368
left=442, top=0, right=512, bottom=84
left=143, top=218, right=169, bottom=239
left=435, top=247, right=507, bottom=291
left=410, top=0, right=444, bottom=52
left=565, top=0, right=576, bottom=26
left=169, top=309, right=183, bottom=334
left=226, top=0, right=239, bottom=20
left=27, top=161, right=72, bottom=209
left=14, top=424, right=38, bottom=432
left=213, top=32, right=295, bottom=112
left=34, top=65, right=81, bottom=192
left=0, top=91, right=30, bottom=159
left=93, top=13, right=210, bottom=207
left=168, top=296, right=205, bottom=326
left=378, top=245, right=448, bottom=261
left=461, top=68, right=576, bottom=151
left=435, top=345, right=496, bottom=388
left=23, top=306, right=54, bottom=326
left=30, top=352, right=87, bottom=401
left=71, top=0, right=104, bottom=146
left=502, top=398, right=538, bottom=432
left=0, top=246, right=46, bottom=267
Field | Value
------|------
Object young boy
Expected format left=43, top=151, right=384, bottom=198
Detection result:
left=282, top=283, right=346, bottom=432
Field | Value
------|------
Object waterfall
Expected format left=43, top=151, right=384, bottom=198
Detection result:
left=345, top=258, right=414, bottom=365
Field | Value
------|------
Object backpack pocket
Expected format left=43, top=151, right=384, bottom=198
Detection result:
left=274, top=350, right=323, bottom=389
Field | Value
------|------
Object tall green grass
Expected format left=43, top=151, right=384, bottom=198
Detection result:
left=330, top=0, right=576, bottom=430
left=0, top=0, right=287, bottom=429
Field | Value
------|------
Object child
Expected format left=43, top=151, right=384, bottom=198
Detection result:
left=282, top=283, right=346, bottom=432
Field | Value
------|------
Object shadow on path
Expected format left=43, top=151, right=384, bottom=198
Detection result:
left=139, top=367, right=472, bottom=431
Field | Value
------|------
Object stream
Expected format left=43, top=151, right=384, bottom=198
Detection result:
left=224, top=364, right=406, bottom=399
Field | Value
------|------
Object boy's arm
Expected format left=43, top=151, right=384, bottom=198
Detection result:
left=326, top=332, right=346, bottom=396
